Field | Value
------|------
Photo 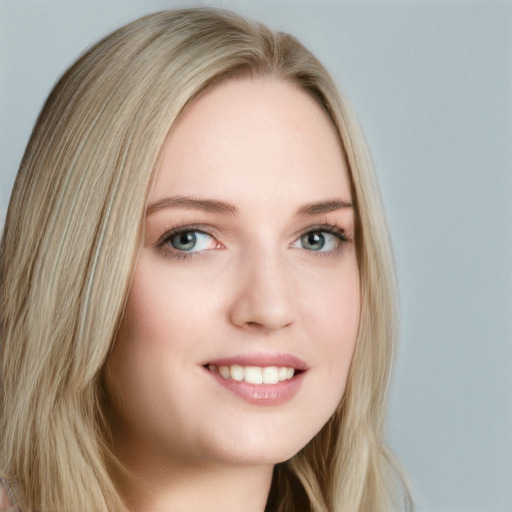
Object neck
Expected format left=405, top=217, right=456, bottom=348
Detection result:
left=110, top=451, right=274, bottom=512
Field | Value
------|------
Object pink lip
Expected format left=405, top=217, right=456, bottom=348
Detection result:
left=204, top=353, right=309, bottom=370
left=202, top=353, right=308, bottom=406
left=204, top=368, right=306, bottom=406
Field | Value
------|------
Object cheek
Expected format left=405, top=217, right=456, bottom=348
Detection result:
left=303, top=260, right=360, bottom=392
left=304, top=259, right=360, bottom=346
left=105, top=265, right=181, bottom=426
left=120, top=261, right=213, bottom=350
left=105, top=257, right=223, bottom=415
left=281, top=263, right=359, bottom=453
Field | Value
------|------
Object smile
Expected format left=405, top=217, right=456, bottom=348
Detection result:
left=203, top=355, right=307, bottom=405
left=207, top=364, right=295, bottom=384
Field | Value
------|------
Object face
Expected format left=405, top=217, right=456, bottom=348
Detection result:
left=106, top=78, right=360, bottom=470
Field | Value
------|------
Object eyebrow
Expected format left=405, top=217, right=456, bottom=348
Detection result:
left=146, top=195, right=352, bottom=216
left=147, top=196, right=239, bottom=215
left=297, top=198, right=353, bottom=215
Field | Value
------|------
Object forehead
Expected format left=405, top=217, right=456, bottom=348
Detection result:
left=152, top=78, right=351, bottom=209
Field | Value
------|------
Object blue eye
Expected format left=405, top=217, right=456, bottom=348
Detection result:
left=168, top=230, right=216, bottom=253
left=292, top=227, right=347, bottom=253
left=301, top=232, right=329, bottom=251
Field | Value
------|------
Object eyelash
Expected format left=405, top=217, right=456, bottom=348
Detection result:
left=155, top=223, right=349, bottom=260
left=155, top=224, right=218, bottom=260
left=295, top=225, right=349, bottom=258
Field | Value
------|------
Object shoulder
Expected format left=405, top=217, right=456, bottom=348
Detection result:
left=0, top=477, right=20, bottom=512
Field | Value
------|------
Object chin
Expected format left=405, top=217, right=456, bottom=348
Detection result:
left=199, top=419, right=324, bottom=468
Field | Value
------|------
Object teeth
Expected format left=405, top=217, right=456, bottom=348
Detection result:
left=210, top=364, right=296, bottom=384
left=244, top=366, right=263, bottom=384
left=230, top=364, right=244, bottom=381
left=219, top=365, right=231, bottom=379
left=262, top=366, right=279, bottom=384
left=277, top=367, right=288, bottom=381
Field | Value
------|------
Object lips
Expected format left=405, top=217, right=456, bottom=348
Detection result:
left=203, top=353, right=307, bottom=405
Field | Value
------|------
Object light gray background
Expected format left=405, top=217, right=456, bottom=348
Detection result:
left=1, top=1, right=511, bottom=511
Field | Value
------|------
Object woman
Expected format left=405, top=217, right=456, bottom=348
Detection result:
left=0, top=8, right=410, bottom=512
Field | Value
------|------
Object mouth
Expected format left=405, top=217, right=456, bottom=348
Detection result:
left=205, top=364, right=305, bottom=385
left=202, top=355, right=307, bottom=405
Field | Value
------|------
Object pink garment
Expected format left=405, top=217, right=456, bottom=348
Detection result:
left=0, top=477, right=19, bottom=512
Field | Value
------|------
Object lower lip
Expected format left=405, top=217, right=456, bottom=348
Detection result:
left=205, top=368, right=305, bottom=406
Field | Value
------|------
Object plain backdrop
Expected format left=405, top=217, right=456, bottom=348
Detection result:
left=1, top=1, right=511, bottom=511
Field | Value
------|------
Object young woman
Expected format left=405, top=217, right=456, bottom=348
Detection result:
left=0, top=8, right=411, bottom=512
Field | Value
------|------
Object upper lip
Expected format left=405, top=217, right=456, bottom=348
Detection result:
left=204, top=353, right=309, bottom=371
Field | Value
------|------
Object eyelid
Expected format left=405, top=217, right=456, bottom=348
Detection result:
left=153, top=222, right=350, bottom=260
left=154, top=223, right=218, bottom=248
left=290, top=223, right=350, bottom=255
left=293, top=223, right=349, bottom=242
left=154, top=223, right=223, bottom=260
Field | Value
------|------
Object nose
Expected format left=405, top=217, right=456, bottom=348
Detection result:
left=228, top=251, right=298, bottom=332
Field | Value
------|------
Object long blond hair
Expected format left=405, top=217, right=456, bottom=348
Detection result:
left=1, top=8, right=411, bottom=512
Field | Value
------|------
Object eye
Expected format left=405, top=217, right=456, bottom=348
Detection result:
left=292, top=227, right=347, bottom=253
left=161, top=229, right=220, bottom=254
left=301, top=232, right=329, bottom=251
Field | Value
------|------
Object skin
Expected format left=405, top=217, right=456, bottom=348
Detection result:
left=105, top=77, right=360, bottom=512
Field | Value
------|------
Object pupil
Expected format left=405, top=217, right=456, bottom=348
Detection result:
left=172, top=232, right=196, bottom=250
left=304, top=232, right=325, bottom=250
